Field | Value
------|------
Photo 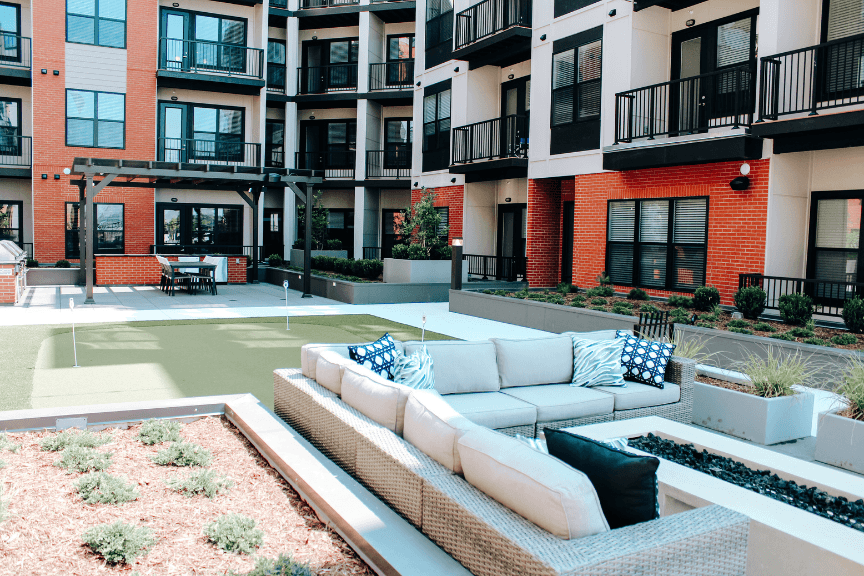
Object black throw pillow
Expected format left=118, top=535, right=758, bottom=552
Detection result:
left=544, top=428, right=659, bottom=529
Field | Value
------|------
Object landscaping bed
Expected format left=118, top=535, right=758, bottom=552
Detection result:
left=0, top=417, right=372, bottom=575
left=629, top=434, right=864, bottom=532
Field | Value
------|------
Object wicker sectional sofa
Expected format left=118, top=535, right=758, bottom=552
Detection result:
left=273, top=333, right=749, bottom=576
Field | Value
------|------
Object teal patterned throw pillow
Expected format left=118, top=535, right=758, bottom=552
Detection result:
left=392, top=346, right=436, bottom=390
left=569, top=336, right=627, bottom=388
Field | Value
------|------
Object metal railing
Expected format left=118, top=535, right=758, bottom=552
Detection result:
left=366, top=149, right=411, bottom=179
left=614, top=64, right=754, bottom=143
left=267, top=64, right=286, bottom=93
left=455, top=0, right=531, bottom=50
left=270, top=0, right=288, bottom=7
left=369, top=61, right=414, bottom=91
left=299, top=0, right=359, bottom=8
left=0, top=33, right=30, bottom=70
left=265, top=147, right=285, bottom=168
left=759, top=33, right=864, bottom=120
left=297, top=64, right=358, bottom=94
left=363, top=247, right=382, bottom=260
left=452, top=115, right=528, bottom=164
left=158, top=138, right=261, bottom=167
left=465, top=254, right=526, bottom=281
left=151, top=244, right=266, bottom=262
left=159, top=38, right=264, bottom=78
left=738, top=273, right=864, bottom=318
left=0, top=135, right=31, bottom=167
left=295, top=151, right=355, bottom=179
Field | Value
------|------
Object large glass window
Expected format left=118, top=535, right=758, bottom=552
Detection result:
left=606, top=197, right=708, bottom=291
left=423, top=84, right=450, bottom=172
left=0, top=2, right=21, bottom=63
left=193, top=14, right=245, bottom=72
left=425, top=0, right=453, bottom=69
left=385, top=119, right=411, bottom=169
left=551, top=39, right=602, bottom=127
left=810, top=196, right=862, bottom=295
left=0, top=200, right=21, bottom=244
left=0, top=98, right=20, bottom=156
left=265, top=119, right=284, bottom=168
left=66, top=90, right=125, bottom=149
left=267, top=40, right=286, bottom=91
left=65, top=202, right=125, bottom=259
left=67, top=0, right=126, bottom=48
left=156, top=203, right=243, bottom=251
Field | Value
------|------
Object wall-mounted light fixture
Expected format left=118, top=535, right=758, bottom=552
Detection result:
left=172, top=2, right=179, bottom=6
left=454, top=66, right=459, bottom=73
left=740, top=163, right=751, bottom=176
left=505, top=197, right=512, bottom=203
left=171, top=198, right=179, bottom=203
left=54, top=174, right=60, bottom=180
left=450, top=177, right=456, bottom=183
left=540, top=34, right=546, bottom=41
left=686, top=19, right=696, bottom=27
left=416, top=81, right=421, bottom=87
left=53, top=70, right=59, bottom=76
left=413, top=182, right=418, bottom=187
left=608, top=8, right=616, bottom=16
left=41, top=174, right=47, bottom=179
left=508, top=74, right=515, bottom=80
left=170, top=96, right=178, bottom=101
left=40, top=69, right=47, bottom=74
left=309, top=115, right=315, bottom=120
left=730, top=177, right=750, bottom=191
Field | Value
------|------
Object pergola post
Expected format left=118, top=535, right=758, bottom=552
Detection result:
left=77, top=181, right=86, bottom=283
left=237, top=186, right=263, bottom=284
left=286, top=181, right=311, bottom=298
left=81, top=172, right=117, bottom=303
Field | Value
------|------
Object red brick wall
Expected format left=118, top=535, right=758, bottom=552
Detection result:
left=527, top=178, right=563, bottom=287
left=31, top=0, right=157, bottom=263
left=226, top=256, right=248, bottom=284
left=94, top=255, right=248, bottom=285
left=411, top=186, right=464, bottom=244
left=0, top=265, right=17, bottom=304
left=568, top=159, right=770, bottom=304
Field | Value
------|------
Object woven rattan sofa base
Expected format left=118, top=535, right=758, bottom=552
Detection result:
left=311, top=396, right=381, bottom=475
left=538, top=413, right=615, bottom=434
left=493, top=423, right=537, bottom=438
left=274, top=369, right=335, bottom=447
left=355, top=426, right=453, bottom=529
left=613, top=399, right=692, bottom=424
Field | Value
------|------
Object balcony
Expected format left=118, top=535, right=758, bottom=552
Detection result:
left=297, top=64, right=358, bottom=95
left=295, top=151, right=355, bottom=179
left=452, top=0, right=531, bottom=69
left=266, top=146, right=285, bottom=169
left=0, top=135, right=31, bottom=177
left=369, top=61, right=414, bottom=91
left=157, top=138, right=262, bottom=168
left=0, top=33, right=31, bottom=86
left=449, top=115, right=528, bottom=182
left=605, top=64, right=762, bottom=171
left=157, top=38, right=265, bottom=95
left=366, top=149, right=411, bottom=180
left=751, top=33, right=864, bottom=153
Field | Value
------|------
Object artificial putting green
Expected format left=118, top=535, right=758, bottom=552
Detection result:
left=0, top=315, right=453, bottom=413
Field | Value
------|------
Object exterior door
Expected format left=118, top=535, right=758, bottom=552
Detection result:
left=381, top=209, right=404, bottom=259
left=496, top=203, right=526, bottom=280
left=263, top=208, right=283, bottom=259
left=501, top=76, right=530, bottom=157
left=561, top=201, right=574, bottom=285
left=0, top=2, right=21, bottom=64
left=161, top=10, right=190, bottom=71
left=159, top=103, right=187, bottom=162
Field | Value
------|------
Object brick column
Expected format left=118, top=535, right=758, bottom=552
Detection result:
left=527, top=178, right=562, bottom=287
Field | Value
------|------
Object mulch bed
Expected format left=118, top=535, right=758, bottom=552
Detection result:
left=0, top=417, right=373, bottom=575
left=282, top=267, right=382, bottom=284
left=695, top=376, right=758, bottom=395
left=629, top=433, right=864, bottom=531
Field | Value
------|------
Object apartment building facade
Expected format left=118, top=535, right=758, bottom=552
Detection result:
left=1, top=0, right=863, bottom=306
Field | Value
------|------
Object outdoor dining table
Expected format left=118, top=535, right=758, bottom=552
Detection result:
left=168, top=261, right=218, bottom=295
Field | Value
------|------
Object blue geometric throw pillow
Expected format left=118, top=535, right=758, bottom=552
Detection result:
left=614, top=330, right=675, bottom=389
left=348, top=333, right=399, bottom=380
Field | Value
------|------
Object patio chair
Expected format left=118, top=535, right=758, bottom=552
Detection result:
left=155, top=255, right=170, bottom=293
left=189, top=256, right=216, bottom=295
left=158, top=256, right=191, bottom=296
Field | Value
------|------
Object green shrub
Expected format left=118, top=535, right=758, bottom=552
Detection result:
left=667, top=295, right=693, bottom=309
left=733, top=286, right=767, bottom=320
left=513, top=288, right=529, bottom=299
left=433, top=245, right=452, bottom=260
left=355, top=259, right=383, bottom=279
left=696, top=321, right=716, bottom=329
left=55, top=259, right=71, bottom=268
left=670, top=307, right=692, bottom=324
left=726, top=319, right=750, bottom=329
left=788, top=327, right=815, bottom=338
left=325, top=238, right=343, bottom=250
left=557, top=283, right=576, bottom=295
left=770, top=332, right=797, bottom=341
left=56, top=446, right=112, bottom=474
left=640, top=303, right=660, bottom=315
left=137, top=419, right=182, bottom=446
left=612, top=300, right=632, bottom=309
left=752, top=322, right=776, bottom=332
left=699, top=313, right=720, bottom=323
left=228, top=554, right=314, bottom=576
left=741, top=348, right=814, bottom=398
left=152, top=442, right=212, bottom=467
left=585, top=286, right=614, bottom=298
left=493, top=289, right=507, bottom=297
left=590, top=306, right=606, bottom=312
left=729, top=327, right=754, bottom=335
left=406, top=243, right=425, bottom=260
left=693, top=286, right=721, bottom=311
left=832, top=334, right=858, bottom=346
left=571, top=301, right=586, bottom=308
left=0, top=433, right=19, bottom=453
left=778, top=293, right=814, bottom=326
left=571, top=294, right=585, bottom=303
left=332, top=258, right=352, bottom=275
left=803, top=338, right=831, bottom=347
left=26, top=258, right=38, bottom=268
left=82, top=521, right=156, bottom=565
left=843, top=297, right=864, bottom=333
left=166, top=469, right=233, bottom=499
left=204, top=513, right=264, bottom=555
left=545, top=294, right=566, bottom=305
left=390, top=243, right=409, bottom=259
left=627, top=288, right=649, bottom=301
left=40, top=430, right=111, bottom=452
left=591, top=298, right=607, bottom=306
left=75, top=472, right=139, bottom=505
left=311, top=255, right=336, bottom=271
left=266, top=254, right=283, bottom=267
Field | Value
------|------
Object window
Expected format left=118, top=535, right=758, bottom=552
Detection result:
left=807, top=193, right=864, bottom=297
left=0, top=2, right=21, bottom=63
left=67, top=0, right=126, bottom=48
left=606, top=197, right=708, bottom=291
left=550, top=27, right=602, bottom=154
left=0, top=200, right=21, bottom=244
left=555, top=0, right=601, bottom=18
left=66, top=90, right=125, bottom=149
left=389, top=35, right=415, bottom=61
left=193, top=14, right=246, bottom=71
left=426, top=0, right=453, bottom=69
left=423, top=81, right=451, bottom=172
left=0, top=97, right=20, bottom=155
left=267, top=40, right=286, bottom=91
left=65, top=202, right=125, bottom=259
left=159, top=102, right=244, bottom=163
left=265, top=120, right=284, bottom=168
left=156, top=203, right=243, bottom=249
left=384, top=119, right=411, bottom=169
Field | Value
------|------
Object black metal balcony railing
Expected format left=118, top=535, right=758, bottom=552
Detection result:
left=759, top=33, right=864, bottom=120
left=363, top=246, right=382, bottom=261
left=366, top=149, right=411, bottom=179
left=738, top=273, right=864, bottom=318
left=159, top=38, right=264, bottom=79
left=158, top=138, right=261, bottom=167
left=270, top=0, right=288, bottom=7
left=0, top=33, right=31, bottom=70
left=369, top=61, right=414, bottom=91
left=466, top=254, right=527, bottom=282
left=299, top=0, right=359, bottom=8
left=0, top=135, right=31, bottom=167
left=266, top=147, right=285, bottom=168
left=451, top=115, right=528, bottom=164
left=297, top=64, right=358, bottom=94
left=267, top=64, right=286, bottom=93
left=614, top=64, right=754, bottom=144
left=455, top=0, right=531, bottom=50
left=295, top=151, right=355, bottom=179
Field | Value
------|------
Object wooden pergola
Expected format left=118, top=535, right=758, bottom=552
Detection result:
left=70, top=157, right=323, bottom=303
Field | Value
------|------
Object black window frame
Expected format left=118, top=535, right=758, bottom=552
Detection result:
left=605, top=196, right=709, bottom=293
left=435, top=206, right=449, bottom=237
left=265, top=118, right=285, bottom=168
left=387, top=34, right=416, bottom=61
left=0, top=96, right=22, bottom=155
left=155, top=202, right=244, bottom=249
left=422, top=80, right=451, bottom=172
left=0, top=199, right=22, bottom=245
left=267, top=38, right=286, bottom=90
left=384, top=117, right=412, bottom=169
left=0, top=2, right=21, bottom=64
left=806, top=190, right=864, bottom=285
left=550, top=26, right=603, bottom=155
left=65, top=89, right=126, bottom=150
left=425, top=0, right=453, bottom=69
left=65, top=201, right=125, bottom=259
left=554, top=0, right=601, bottom=18
left=157, top=100, right=246, bottom=163
left=66, top=0, right=127, bottom=49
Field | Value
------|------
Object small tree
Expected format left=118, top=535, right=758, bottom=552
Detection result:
left=397, top=187, right=449, bottom=260
left=296, top=190, right=329, bottom=250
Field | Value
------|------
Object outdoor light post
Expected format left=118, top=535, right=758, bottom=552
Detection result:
left=451, top=238, right=463, bottom=291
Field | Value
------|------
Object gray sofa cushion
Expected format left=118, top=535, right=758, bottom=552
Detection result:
left=404, top=340, right=499, bottom=395
left=491, top=335, right=574, bottom=388
left=594, top=382, right=680, bottom=411
left=404, top=390, right=479, bottom=474
left=566, top=329, right=632, bottom=342
left=340, top=364, right=414, bottom=435
left=442, top=392, right=537, bottom=430
left=501, top=385, right=614, bottom=423
left=301, top=341, right=405, bottom=380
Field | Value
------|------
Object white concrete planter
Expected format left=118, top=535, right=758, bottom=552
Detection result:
left=289, top=249, right=348, bottom=268
left=815, top=412, right=864, bottom=474
left=382, top=258, right=468, bottom=284
left=692, top=381, right=814, bottom=445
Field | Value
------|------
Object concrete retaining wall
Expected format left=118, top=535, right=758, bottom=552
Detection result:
left=25, top=267, right=84, bottom=286
left=267, top=267, right=452, bottom=304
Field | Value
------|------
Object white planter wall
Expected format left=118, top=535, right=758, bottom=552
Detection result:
left=815, top=412, right=864, bottom=474
left=382, top=258, right=469, bottom=284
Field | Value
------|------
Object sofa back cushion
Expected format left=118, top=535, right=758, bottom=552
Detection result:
left=566, top=329, right=632, bottom=343
left=403, top=390, right=479, bottom=474
left=340, top=364, right=413, bottom=435
left=456, top=427, right=609, bottom=540
left=403, top=340, right=499, bottom=395
left=491, top=336, right=574, bottom=388
left=301, top=341, right=405, bottom=380
left=315, top=350, right=357, bottom=395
